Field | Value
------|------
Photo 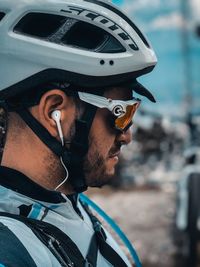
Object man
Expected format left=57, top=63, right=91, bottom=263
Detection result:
left=0, top=0, right=157, bottom=266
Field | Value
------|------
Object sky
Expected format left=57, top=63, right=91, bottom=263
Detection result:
left=112, top=0, right=200, bottom=115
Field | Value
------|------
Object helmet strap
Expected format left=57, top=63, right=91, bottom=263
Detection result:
left=63, top=104, right=97, bottom=192
left=15, top=104, right=97, bottom=193
left=16, top=108, right=64, bottom=157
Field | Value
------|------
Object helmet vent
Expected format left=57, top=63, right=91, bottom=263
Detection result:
left=14, top=13, right=67, bottom=38
left=62, top=21, right=108, bottom=50
left=62, top=21, right=125, bottom=53
left=0, top=12, right=6, bottom=22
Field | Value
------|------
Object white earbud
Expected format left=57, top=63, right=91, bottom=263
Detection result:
left=51, top=110, right=64, bottom=145
left=51, top=110, right=69, bottom=190
left=52, top=110, right=69, bottom=191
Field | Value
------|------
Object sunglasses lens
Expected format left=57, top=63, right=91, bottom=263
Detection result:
left=115, top=103, right=140, bottom=131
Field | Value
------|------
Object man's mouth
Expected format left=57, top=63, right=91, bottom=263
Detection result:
left=108, top=150, right=121, bottom=159
left=108, top=142, right=122, bottom=159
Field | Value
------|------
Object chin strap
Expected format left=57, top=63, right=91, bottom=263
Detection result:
left=63, top=119, right=90, bottom=192
left=15, top=104, right=97, bottom=193
left=61, top=104, right=97, bottom=192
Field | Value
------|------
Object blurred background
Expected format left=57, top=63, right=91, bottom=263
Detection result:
left=0, top=0, right=200, bottom=266
left=87, top=0, right=200, bottom=267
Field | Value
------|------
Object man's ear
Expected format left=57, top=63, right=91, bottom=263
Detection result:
left=30, top=89, right=76, bottom=138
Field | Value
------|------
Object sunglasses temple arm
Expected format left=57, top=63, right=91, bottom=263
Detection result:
left=78, top=92, right=111, bottom=109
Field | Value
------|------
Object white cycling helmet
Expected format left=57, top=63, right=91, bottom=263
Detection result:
left=0, top=0, right=157, bottom=100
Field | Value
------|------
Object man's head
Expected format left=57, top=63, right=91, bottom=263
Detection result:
left=0, top=0, right=157, bottom=193
left=3, top=86, right=135, bottom=190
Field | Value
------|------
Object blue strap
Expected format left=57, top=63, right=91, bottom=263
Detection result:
left=80, top=193, right=142, bottom=267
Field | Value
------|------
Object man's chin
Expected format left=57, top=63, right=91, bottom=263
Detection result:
left=86, top=172, right=115, bottom=188
left=83, top=153, right=118, bottom=188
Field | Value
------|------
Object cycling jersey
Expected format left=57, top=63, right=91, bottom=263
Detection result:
left=0, top=166, right=131, bottom=267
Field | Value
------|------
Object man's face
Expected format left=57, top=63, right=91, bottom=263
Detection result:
left=83, top=87, right=133, bottom=187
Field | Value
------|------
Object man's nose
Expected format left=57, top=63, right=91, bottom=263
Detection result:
left=116, top=127, right=132, bottom=145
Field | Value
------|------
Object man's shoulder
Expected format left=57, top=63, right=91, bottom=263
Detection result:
left=0, top=220, right=37, bottom=267
left=0, top=216, right=57, bottom=267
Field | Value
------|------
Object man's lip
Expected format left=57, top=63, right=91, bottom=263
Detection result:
left=109, top=151, right=120, bottom=158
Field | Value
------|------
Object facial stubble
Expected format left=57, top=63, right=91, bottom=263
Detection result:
left=83, top=138, right=115, bottom=188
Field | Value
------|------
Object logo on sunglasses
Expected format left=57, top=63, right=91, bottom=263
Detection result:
left=113, top=105, right=125, bottom=117
left=61, top=6, right=138, bottom=51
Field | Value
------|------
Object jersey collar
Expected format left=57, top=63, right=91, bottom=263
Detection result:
left=0, top=166, right=66, bottom=204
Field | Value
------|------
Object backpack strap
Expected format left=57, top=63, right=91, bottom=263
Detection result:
left=85, top=234, right=98, bottom=267
left=82, top=203, right=129, bottom=267
left=0, top=209, right=129, bottom=267
left=0, top=212, right=85, bottom=267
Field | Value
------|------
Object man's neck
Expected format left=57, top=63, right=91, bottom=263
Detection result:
left=1, top=137, right=74, bottom=195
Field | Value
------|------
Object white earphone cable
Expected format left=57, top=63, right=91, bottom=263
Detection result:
left=55, top=156, right=69, bottom=191
left=54, top=128, right=70, bottom=191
